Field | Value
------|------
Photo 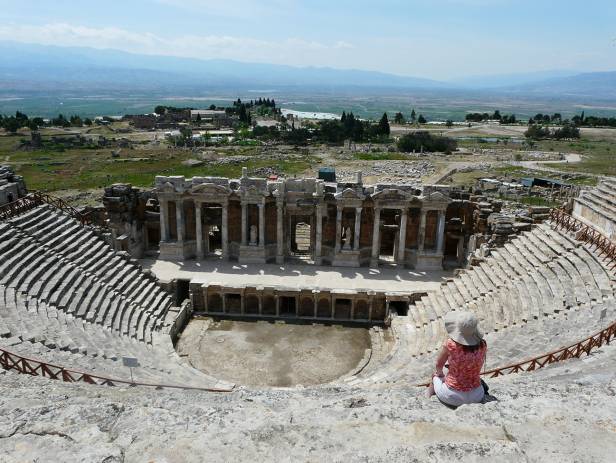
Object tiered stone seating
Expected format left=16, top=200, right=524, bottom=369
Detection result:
left=1, top=207, right=176, bottom=343
left=0, top=206, right=232, bottom=389
left=345, top=222, right=615, bottom=388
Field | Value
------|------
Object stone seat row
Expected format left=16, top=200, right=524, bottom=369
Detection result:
left=577, top=191, right=616, bottom=221
left=348, top=294, right=615, bottom=390
left=408, top=224, right=612, bottom=355
left=344, top=223, right=615, bottom=388
left=0, top=224, right=163, bottom=343
left=0, top=285, right=219, bottom=386
left=8, top=206, right=174, bottom=322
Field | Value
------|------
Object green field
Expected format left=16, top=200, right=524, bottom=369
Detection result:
left=2, top=136, right=316, bottom=192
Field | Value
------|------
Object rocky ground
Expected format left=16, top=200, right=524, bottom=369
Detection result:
left=1, top=342, right=615, bottom=462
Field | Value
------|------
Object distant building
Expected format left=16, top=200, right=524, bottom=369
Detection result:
left=190, top=110, right=232, bottom=128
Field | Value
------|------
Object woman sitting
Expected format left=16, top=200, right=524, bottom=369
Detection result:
left=426, top=311, right=487, bottom=407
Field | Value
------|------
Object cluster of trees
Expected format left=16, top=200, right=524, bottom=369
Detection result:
left=0, top=111, right=93, bottom=133
left=397, top=132, right=457, bottom=154
left=153, top=105, right=191, bottom=116
left=528, top=113, right=564, bottom=124
left=575, top=115, right=616, bottom=128
left=231, top=98, right=281, bottom=124
left=249, top=112, right=392, bottom=145
left=465, top=110, right=516, bottom=124
left=391, top=109, right=426, bottom=125
left=525, top=122, right=580, bottom=140
left=316, top=112, right=391, bottom=143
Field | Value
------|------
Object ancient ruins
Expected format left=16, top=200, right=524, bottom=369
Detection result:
left=1, top=167, right=615, bottom=461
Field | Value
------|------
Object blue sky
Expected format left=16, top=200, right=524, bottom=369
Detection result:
left=1, top=0, right=615, bottom=79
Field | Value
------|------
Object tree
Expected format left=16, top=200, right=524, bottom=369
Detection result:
left=378, top=113, right=390, bottom=136
left=3, top=117, right=21, bottom=134
left=446, top=120, right=453, bottom=128
left=52, top=114, right=70, bottom=127
left=410, top=109, right=417, bottom=124
left=238, top=104, right=250, bottom=124
left=394, top=112, right=405, bottom=124
left=397, top=132, right=457, bottom=154
left=154, top=105, right=166, bottom=115
left=524, top=124, right=550, bottom=140
left=84, top=118, right=93, bottom=126
left=417, top=114, right=427, bottom=124
left=70, top=115, right=83, bottom=127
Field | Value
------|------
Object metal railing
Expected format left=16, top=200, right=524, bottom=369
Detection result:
left=0, top=191, right=92, bottom=225
left=550, top=208, right=616, bottom=269
left=481, top=320, right=615, bottom=379
left=0, top=347, right=233, bottom=392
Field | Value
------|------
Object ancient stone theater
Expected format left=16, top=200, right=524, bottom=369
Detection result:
left=1, top=166, right=615, bottom=460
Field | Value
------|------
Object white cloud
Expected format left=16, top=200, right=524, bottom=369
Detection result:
left=0, top=22, right=355, bottom=67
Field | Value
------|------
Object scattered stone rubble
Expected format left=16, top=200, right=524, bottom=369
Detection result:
left=337, top=161, right=435, bottom=182
left=0, top=165, right=27, bottom=206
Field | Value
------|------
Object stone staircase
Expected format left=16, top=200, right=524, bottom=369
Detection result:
left=342, top=222, right=615, bottom=388
left=0, top=206, right=231, bottom=389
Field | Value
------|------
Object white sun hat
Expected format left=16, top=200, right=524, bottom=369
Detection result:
left=444, top=311, right=483, bottom=346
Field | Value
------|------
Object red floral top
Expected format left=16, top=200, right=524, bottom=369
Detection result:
left=445, top=338, right=487, bottom=391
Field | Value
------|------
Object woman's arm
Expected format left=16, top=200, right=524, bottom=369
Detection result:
left=434, top=342, right=449, bottom=377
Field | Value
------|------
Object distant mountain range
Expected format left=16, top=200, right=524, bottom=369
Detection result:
left=0, top=41, right=615, bottom=100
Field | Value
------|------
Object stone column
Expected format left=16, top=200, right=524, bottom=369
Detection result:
left=159, top=199, right=169, bottom=242
left=203, top=225, right=210, bottom=256
left=195, top=201, right=203, bottom=259
left=175, top=199, right=185, bottom=243
left=371, top=207, right=381, bottom=265
left=276, top=203, right=284, bottom=263
left=457, top=236, right=465, bottom=265
left=418, top=209, right=427, bottom=253
left=335, top=206, right=343, bottom=253
left=436, top=210, right=446, bottom=253
left=353, top=207, right=362, bottom=251
left=241, top=202, right=247, bottom=246
left=258, top=201, right=265, bottom=247
left=397, top=209, right=408, bottom=263
left=315, top=204, right=323, bottom=263
left=221, top=203, right=229, bottom=259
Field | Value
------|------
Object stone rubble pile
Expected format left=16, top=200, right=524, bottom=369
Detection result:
left=337, top=161, right=435, bottom=182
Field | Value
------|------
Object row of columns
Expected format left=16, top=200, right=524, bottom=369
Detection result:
left=160, top=198, right=446, bottom=262
left=371, top=208, right=446, bottom=263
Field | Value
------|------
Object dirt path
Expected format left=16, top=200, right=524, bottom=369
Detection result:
left=508, top=153, right=603, bottom=177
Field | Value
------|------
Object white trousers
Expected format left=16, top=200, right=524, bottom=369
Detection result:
left=433, top=375, right=484, bottom=407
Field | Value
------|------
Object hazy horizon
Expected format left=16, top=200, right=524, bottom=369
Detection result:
left=2, top=0, right=615, bottom=80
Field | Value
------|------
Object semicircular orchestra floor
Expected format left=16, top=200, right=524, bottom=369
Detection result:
left=176, top=318, right=374, bottom=387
